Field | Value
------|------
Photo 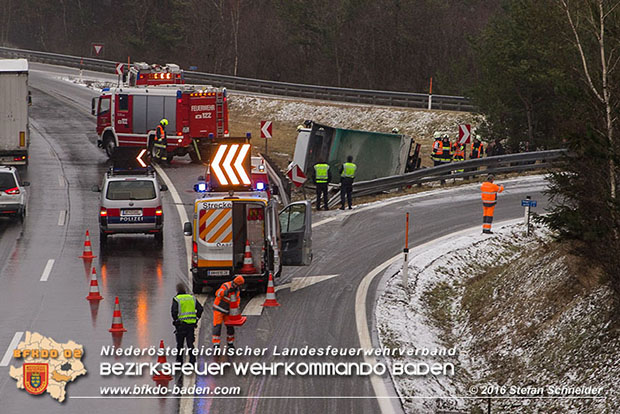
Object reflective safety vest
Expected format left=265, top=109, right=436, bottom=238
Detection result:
left=154, top=125, right=167, bottom=148
left=314, top=163, right=329, bottom=183
left=341, top=162, right=356, bottom=178
left=453, top=145, right=465, bottom=160
left=174, top=294, right=198, bottom=324
left=480, top=181, right=504, bottom=206
left=431, top=139, right=443, bottom=161
left=471, top=142, right=484, bottom=159
left=213, top=281, right=240, bottom=314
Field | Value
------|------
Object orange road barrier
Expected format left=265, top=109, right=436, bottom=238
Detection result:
left=152, top=340, right=173, bottom=381
left=225, top=292, right=246, bottom=326
left=262, top=272, right=280, bottom=307
left=79, top=230, right=97, bottom=259
left=109, top=296, right=127, bottom=333
left=239, top=240, right=257, bottom=274
left=86, top=267, right=103, bottom=301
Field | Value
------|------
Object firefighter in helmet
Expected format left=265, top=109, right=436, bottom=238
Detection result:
left=212, top=275, right=245, bottom=349
left=153, top=118, right=168, bottom=163
left=431, top=132, right=443, bottom=166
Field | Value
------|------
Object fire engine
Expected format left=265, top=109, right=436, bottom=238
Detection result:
left=92, top=84, right=228, bottom=162
left=127, top=62, right=185, bottom=86
left=183, top=141, right=312, bottom=292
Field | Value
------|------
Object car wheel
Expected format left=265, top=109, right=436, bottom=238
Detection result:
left=19, top=207, right=26, bottom=223
left=189, top=149, right=201, bottom=164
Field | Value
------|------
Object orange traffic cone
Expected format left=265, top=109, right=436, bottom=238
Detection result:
left=79, top=230, right=97, bottom=259
left=86, top=267, right=103, bottom=301
left=239, top=240, right=257, bottom=274
left=225, top=292, right=246, bottom=326
left=109, top=296, right=127, bottom=333
left=262, top=272, right=280, bottom=307
left=152, top=340, right=173, bottom=381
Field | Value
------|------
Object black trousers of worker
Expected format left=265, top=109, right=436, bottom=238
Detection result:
left=316, top=183, right=329, bottom=210
left=175, top=322, right=196, bottom=363
left=340, top=179, right=353, bottom=209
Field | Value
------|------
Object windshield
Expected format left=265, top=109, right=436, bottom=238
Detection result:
left=106, top=180, right=156, bottom=200
left=0, top=173, right=17, bottom=191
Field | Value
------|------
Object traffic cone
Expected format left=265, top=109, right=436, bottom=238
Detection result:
left=109, top=296, right=127, bottom=333
left=79, top=230, right=97, bottom=259
left=152, top=340, right=173, bottom=381
left=262, top=272, right=280, bottom=307
left=239, top=240, right=257, bottom=274
left=225, top=292, right=246, bottom=326
left=86, top=267, right=103, bottom=301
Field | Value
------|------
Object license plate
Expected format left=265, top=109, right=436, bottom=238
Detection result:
left=122, top=209, right=142, bottom=216
left=207, top=270, right=230, bottom=276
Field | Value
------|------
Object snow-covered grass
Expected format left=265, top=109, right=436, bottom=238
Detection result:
left=377, top=223, right=619, bottom=414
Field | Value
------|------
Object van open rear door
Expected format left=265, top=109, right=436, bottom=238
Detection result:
left=278, top=201, right=312, bottom=265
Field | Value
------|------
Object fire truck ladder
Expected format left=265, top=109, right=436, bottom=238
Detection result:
left=216, top=92, right=225, bottom=138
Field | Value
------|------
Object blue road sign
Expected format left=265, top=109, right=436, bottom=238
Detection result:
left=521, top=200, right=537, bottom=207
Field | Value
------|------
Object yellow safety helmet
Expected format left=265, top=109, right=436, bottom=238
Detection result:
left=160, top=118, right=169, bottom=126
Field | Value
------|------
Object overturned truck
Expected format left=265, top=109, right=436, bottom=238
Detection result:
left=292, top=123, right=420, bottom=184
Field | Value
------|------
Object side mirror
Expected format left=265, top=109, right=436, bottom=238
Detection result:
left=183, top=222, right=192, bottom=236
left=91, top=185, right=101, bottom=192
left=21, top=181, right=30, bottom=187
left=160, top=184, right=168, bottom=192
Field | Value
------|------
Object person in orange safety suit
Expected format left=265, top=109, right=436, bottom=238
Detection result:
left=480, top=174, right=504, bottom=234
left=212, top=275, right=245, bottom=349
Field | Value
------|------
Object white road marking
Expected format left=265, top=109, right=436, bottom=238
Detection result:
left=242, top=275, right=339, bottom=316
left=356, top=218, right=523, bottom=413
left=0, top=332, right=23, bottom=367
left=58, top=175, right=65, bottom=188
left=153, top=165, right=201, bottom=414
left=40, top=259, right=55, bottom=282
left=58, top=210, right=66, bottom=226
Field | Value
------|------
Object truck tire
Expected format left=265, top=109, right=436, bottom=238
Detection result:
left=103, top=134, right=116, bottom=157
left=189, top=149, right=201, bottom=164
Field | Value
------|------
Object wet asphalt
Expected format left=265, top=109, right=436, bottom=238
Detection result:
left=0, top=63, right=550, bottom=414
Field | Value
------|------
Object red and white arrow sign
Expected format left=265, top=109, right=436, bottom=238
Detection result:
left=458, top=124, right=471, bottom=144
left=287, top=164, right=306, bottom=187
left=211, top=144, right=251, bottom=186
left=260, top=120, right=272, bottom=139
left=136, top=148, right=147, bottom=167
left=115, top=63, right=124, bottom=76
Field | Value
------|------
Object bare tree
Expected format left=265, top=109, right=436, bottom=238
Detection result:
left=560, top=0, right=620, bottom=207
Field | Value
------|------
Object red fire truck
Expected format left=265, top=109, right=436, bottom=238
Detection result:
left=127, top=62, right=185, bottom=86
left=92, top=85, right=229, bottom=162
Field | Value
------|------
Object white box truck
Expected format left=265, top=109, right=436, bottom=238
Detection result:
left=0, top=59, right=30, bottom=166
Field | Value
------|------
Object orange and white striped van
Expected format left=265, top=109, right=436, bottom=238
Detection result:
left=185, top=192, right=312, bottom=293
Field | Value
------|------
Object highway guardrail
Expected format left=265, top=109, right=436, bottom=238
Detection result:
left=0, top=46, right=474, bottom=111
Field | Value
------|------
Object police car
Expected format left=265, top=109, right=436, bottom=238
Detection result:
left=0, top=165, right=29, bottom=222
left=92, top=149, right=167, bottom=245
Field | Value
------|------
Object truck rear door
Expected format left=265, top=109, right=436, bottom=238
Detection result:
left=197, top=200, right=234, bottom=269
left=278, top=201, right=312, bottom=265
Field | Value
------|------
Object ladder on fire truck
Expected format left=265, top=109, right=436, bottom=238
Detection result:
left=216, top=92, right=225, bottom=138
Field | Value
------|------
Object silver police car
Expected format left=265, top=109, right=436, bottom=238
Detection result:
left=93, top=166, right=167, bottom=245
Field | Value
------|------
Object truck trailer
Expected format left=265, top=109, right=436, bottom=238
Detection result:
left=0, top=59, right=30, bottom=166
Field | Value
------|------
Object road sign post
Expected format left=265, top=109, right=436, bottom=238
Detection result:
left=402, top=213, right=410, bottom=289
left=260, top=120, right=272, bottom=155
left=521, top=196, right=537, bottom=236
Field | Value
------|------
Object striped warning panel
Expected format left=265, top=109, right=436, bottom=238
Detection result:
left=199, top=208, right=232, bottom=244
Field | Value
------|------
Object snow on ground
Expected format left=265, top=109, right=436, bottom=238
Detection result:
left=377, top=222, right=619, bottom=414
left=229, top=93, right=481, bottom=140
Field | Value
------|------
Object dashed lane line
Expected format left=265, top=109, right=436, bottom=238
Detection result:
left=40, top=259, right=55, bottom=282
left=0, top=332, right=24, bottom=367
left=58, top=210, right=66, bottom=226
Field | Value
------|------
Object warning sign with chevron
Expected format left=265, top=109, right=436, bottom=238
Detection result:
left=209, top=143, right=252, bottom=190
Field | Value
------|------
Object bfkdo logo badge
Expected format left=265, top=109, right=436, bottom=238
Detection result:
left=23, top=363, right=48, bottom=395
